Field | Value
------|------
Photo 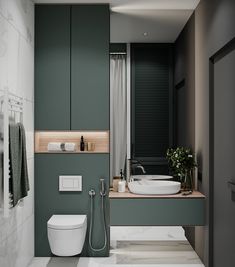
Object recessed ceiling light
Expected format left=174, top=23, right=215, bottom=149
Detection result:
left=143, top=32, right=148, bottom=37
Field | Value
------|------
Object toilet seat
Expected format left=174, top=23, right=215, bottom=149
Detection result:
left=48, top=215, right=87, bottom=230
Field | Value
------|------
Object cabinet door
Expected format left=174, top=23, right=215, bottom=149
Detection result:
left=35, top=5, right=70, bottom=130
left=71, top=5, right=110, bottom=130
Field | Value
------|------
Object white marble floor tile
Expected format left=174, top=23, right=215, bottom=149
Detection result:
left=110, top=226, right=186, bottom=249
left=113, top=240, right=192, bottom=251
left=28, top=257, right=51, bottom=267
left=28, top=227, right=204, bottom=267
left=110, top=240, right=202, bottom=265
left=29, top=257, right=80, bottom=267
left=28, top=240, right=204, bottom=267
left=29, top=256, right=204, bottom=267
left=110, top=226, right=186, bottom=241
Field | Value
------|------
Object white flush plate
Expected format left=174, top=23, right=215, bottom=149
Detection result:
left=59, top=175, right=82, bottom=191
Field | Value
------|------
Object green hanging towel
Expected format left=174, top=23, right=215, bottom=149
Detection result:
left=9, top=122, right=29, bottom=207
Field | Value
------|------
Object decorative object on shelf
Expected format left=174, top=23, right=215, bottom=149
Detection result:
left=112, top=176, right=120, bottom=192
left=80, top=135, right=85, bottom=151
left=166, top=147, right=197, bottom=191
left=87, top=142, right=95, bottom=151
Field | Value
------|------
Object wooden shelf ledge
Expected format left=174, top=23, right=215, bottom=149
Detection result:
left=35, top=130, right=109, bottom=153
left=109, top=189, right=205, bottom=199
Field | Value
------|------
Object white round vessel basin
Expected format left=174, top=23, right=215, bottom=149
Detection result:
left=128, top=180, right=181, bottom=195
left=131, top=175, right=173, bottom=180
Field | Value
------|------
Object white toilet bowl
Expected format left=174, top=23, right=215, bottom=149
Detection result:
left=47, top=215, right=87, bottom=256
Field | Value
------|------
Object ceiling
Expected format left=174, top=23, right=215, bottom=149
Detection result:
left=33, top=0, right=200, bottom=43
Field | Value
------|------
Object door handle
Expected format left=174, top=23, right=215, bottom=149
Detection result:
left=227, top=181, right=235, bottom=192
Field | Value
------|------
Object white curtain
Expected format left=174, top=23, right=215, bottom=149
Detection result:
left=110, top=55, right=127, bottom=178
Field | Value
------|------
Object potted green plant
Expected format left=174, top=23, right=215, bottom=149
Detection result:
left=166, top=147, right=197, bottom=191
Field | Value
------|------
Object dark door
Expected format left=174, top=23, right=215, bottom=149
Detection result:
left=213, top=45, right=235, bottom=267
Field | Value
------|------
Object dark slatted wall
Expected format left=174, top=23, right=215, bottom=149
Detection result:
left=131, top=43, right=173, bottom=163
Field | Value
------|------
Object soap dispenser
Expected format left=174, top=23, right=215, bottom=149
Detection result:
left=118, top=169, right=126, bottom=193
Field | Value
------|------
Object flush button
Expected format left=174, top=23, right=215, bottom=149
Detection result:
left=62, top=179, right=73, bottom=188
left=59, top=175, right=82, bottom=191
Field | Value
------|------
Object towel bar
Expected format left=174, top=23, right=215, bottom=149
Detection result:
left=0, top=88, right=24, bottom=218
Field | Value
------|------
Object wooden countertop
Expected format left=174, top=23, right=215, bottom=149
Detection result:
left=109, top=189, right=205, bottom=199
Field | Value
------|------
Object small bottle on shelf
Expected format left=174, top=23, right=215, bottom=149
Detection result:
left=80, top=136, right=85, bottom=151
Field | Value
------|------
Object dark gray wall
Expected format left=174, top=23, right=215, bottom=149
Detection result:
left=175, top=2, right=235, bottom=265
left=174, top=14, right=196, bottom=249
left=174, top=14, right=195, bottom=149
left=213, top=44, right=235, bottom=267
left=193, top=0, right=235, bottom=266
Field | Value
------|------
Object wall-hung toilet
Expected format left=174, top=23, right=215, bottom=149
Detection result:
left=47, top=215, right=87, bottom=256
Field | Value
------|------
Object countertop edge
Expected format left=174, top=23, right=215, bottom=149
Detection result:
left=109, top=190, right=206, bottom=199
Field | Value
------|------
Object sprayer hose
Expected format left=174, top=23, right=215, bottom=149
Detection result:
left=89, top=194, right=107, bottom=252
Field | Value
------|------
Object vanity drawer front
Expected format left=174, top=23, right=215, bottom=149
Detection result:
left=110, top=198, right=205, bottom=226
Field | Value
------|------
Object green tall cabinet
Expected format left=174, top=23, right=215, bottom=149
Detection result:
left=35, top=4, right=110, bottom=257
left=35, top=5, right=110, bottom=130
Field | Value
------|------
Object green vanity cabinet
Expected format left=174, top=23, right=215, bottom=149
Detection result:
left=110, top=197, right=205, bottom=226
left=35, top=5, right=110, bottom=130
left=71, top=5, right=110, bottom=130
left=35, top=6, right=71, bottom=130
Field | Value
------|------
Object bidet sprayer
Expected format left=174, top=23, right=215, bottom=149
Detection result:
left=100, top=178, right=106, bottom=196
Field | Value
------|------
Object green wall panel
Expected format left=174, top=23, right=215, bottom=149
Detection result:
left=71, top=5, right=110, bottom=130
left=35, top=5, right=71, bottom=130
left=35, top=154, right=110, bottom=257
left=110, top=198, right=205, bottom=226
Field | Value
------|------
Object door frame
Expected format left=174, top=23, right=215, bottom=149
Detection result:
left=209, top=37, right=235, bottom=267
